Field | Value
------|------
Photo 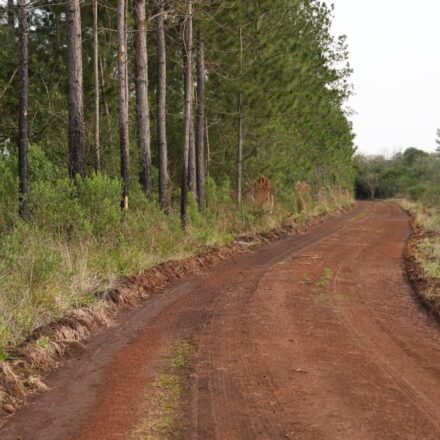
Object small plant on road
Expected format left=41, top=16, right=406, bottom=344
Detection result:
left=132, top=340, right=195, bottom=440
left=316, top=267, right=334, bottom=288
left=300, top=273, right=313, bottom=285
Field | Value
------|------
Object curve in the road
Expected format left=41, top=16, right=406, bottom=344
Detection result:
left=3, top=202, right=440, bottom=440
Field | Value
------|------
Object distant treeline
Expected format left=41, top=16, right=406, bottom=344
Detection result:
left=355, top=148, right=440, bottom=204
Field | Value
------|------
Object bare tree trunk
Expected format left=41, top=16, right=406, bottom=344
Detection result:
left=99, top=56, right=112, bottom=147
left=188, top=116, right=196, bottom=192
left=134, top=0, right=152, bottom=198
left=181, top=0, right=193, bottom=228
left=236, top=26, right=244, bottom=205
left=237, top=93, right=243, bottom=205
left=156, top=0, right=169, bottom=211
left=7, top=0, right=15, bottom=31
left=196, top=30, right=206, bottom=209
left=93, top=0, right=100, bottom=172
left=67, top=0, right=86, bottom=178
left=17, top=0, right=29, bottom=220
left=118, top=0, right=129, bottom=210
left=205, top=117, right=210, bottom=178
left=56, top=10, right=61, bottom=49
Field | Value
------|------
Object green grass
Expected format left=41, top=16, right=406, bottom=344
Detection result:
left=314, top=267, right=335, bottom=307
left=316, top=267, right=334, bottom=288
left=132, top=340, right=196, bottom=440
left=417, top=237, right=440, bottom=279
left=399, top=199, right=440, bottom=233
left=0, top=174, right=352, bottom=350
left=399, top=199, right=440, bottom=307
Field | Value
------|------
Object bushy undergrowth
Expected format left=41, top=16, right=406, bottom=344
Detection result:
left=0, top=146, right=352, bottom=349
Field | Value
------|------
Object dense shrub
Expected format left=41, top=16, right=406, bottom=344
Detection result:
left=28, top=178, right=91, bottom=236
left=76, top=175, right=122, bottom=236
left=0, top=154, right=18, bottom=231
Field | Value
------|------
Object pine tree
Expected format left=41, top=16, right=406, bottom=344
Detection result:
left=181, top=0, right=193, bottom=227
left=67, top=0, right=86, bottom=178
left=195, top=30, right=206, bottom=209
left=156, top=0, right=169, bottom=211
left=118, top=0, right=129, bottom=210
left=17, top=0, right=29, bottom=219
left=134, top=0, right=152, bottom=197
left=92, top=0, right=100, bottom=172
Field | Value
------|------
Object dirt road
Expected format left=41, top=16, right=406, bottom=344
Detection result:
left=3, top=201, right=440, bottom=439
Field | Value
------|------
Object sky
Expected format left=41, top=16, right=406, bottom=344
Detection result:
left=330, top=0, right=440, bottom=157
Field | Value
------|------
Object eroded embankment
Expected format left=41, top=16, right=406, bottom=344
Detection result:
left=404, top=205, right=440, bottom=318
left=0, top=206, right=348, bottom=422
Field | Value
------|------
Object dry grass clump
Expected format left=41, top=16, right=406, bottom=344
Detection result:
left=131, top=341, right=195, bottom=440
left=400, top=199, right=440, bottom=233
left=313, top=186, right=353, bottom=215
left=401, top=199, right=440, bottom=316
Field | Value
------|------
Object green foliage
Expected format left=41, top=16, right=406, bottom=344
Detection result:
left=202, top=0, right=355, bottom=190
left=0, top=1, right=355, bottom=192
left=0, top=223, right=64, bottom=340
left=0, top=167, right=351, bottom=348
left=28, top=178, right=91, bottom=235
left=28, top=144, right=61, bottom=182
left=187, top=192, right=204, bottom=228
left=0, top=150, right=18, bottom=231
left=316, top=267, right=334, bottom=288
left=76, top=175, right=122, bottom=236
left=355, top=148, right=440, bottom=204
left=0, top=1, right=356, bottom=350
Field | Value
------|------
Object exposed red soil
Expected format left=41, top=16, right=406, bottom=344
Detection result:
left=0, top=211, right=321, bottom=417
left=3, top=202, right=440, bottom=439
left=404, top=209, right=440, bottom=317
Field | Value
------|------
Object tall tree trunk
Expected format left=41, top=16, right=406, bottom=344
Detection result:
left=188, top=116, right=196, bottom=192
left=118, top=0, right=129, bottom=210
left=236, top=26, right=244, bottom=205
left=93, top=0, right=100, bottom=172
left=56, top=10, right=61, bottom=49
left=237, top=93, right=243, bottom=205
left=156, top=0, right=169, bottom=211
left=196, top=30, right=206, bottom=209
left=205, top=117, right=210, bottom=178
left=181, top=0, right=193, bottom=228
left=67, top=0, right=86, bottom=178
left=99, top=56, right=112, bottom=148
left=17, top=0, right=29, bottom=220
left=134, top=0, right=152, bottom=198
left=7, top=0, right=15, bottom=31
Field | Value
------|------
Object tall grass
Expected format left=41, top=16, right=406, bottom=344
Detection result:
left=0, top=148, right=352, bottom=349
left=400, top=200, right=440, bottom=285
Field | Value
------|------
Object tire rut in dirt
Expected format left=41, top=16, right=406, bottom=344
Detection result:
left=184, top=202, right=440, bottom=439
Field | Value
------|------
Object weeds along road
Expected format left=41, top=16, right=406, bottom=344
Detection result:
left=4, top=201, right=440, bottom=439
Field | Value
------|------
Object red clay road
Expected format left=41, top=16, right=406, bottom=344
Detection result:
left=3, top=201, right=440, bottom=439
